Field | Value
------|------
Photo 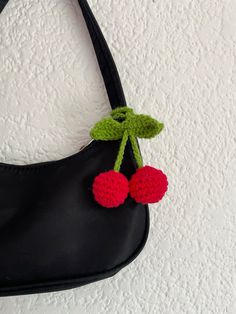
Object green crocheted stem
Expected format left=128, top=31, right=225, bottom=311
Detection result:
left=129, top=134, right=143, bottom=169
left=91, top=106, right=164, bottom=171
left=114, top=130, right=129, bottom=172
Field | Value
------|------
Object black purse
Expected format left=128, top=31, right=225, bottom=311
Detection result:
left=0, top=0, right=168, bottom=296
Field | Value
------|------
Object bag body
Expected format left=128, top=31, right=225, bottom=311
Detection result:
left=0, top=0, right=149, bottom=296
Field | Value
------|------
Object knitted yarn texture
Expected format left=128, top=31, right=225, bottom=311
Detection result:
left=90, top=106, right=168, bottom=208
left=93, top=170, right=129, bottom=208
left=129, top=166, right=168, bottom=204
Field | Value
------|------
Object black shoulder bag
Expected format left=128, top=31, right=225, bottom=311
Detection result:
left=0, top=0, right=168, bottom=296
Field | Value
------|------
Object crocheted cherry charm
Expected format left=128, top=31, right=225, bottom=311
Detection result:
left=91, top=107, right=167, bottom=208
left=129, top=166, right=168, bottom=204
left=92, top=170, right=129, bottom=208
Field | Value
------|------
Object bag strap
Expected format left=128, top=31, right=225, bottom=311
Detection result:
left=0, top=0, right=126, bottom=109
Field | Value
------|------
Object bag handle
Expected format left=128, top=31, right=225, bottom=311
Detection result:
left=0, top=0, right=126, bottom=109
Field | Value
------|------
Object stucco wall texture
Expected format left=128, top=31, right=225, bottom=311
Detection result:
left=0, top=0, right=235, bottom=313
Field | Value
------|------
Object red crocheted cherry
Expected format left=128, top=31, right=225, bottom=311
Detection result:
left=129, top=166, right=168, bottom=204
left=92, top=170, right=129, bottom=208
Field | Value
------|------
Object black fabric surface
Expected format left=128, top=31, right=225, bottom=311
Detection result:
left=0, top=0, right=149, bottom=296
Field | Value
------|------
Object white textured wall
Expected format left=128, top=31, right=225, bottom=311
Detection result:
left=0, top=0, right=235, bottom=313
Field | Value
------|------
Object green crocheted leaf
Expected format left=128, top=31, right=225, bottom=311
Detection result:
left=90, top=118, right=125, bottom=140
left=125, top=114, right=164, bottom=138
